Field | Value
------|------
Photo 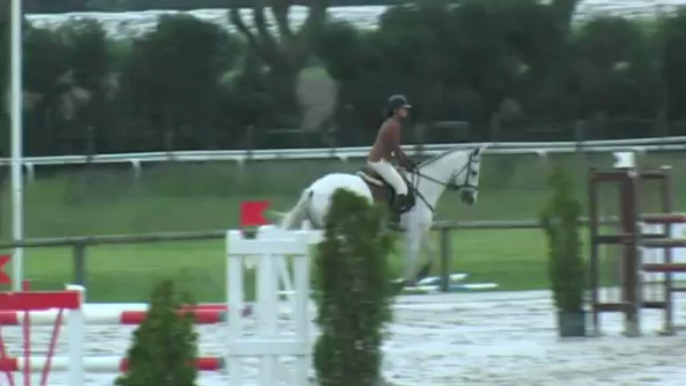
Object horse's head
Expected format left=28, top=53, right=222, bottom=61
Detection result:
left=413, top=144, right=487, bottom=210
left=452, top=145, right=486, bottom=205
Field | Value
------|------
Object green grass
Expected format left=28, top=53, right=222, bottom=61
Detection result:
left=1, top=227, right=624, bottom=302
left=0, top=150, right=683, bottom=301
left=2, top=229, right=550, bottom=302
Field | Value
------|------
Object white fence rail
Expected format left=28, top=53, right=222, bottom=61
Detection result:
left=2, top=136, right=685, bottom=166
left=1, top=137, right=685, bottom=180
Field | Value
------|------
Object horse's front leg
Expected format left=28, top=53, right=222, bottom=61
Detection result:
left=411, top=226, right=438, bottom=283
left=402, top=225, right=423, bottom=285
left=421, top=228, right=439, bottom=269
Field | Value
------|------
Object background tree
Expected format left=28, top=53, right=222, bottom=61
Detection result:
left=657, top=9, right=686, bottom=122
left=221, top=51, right=279, bottom=148
left=56, top=19, right=114, bottom=154
left=23, top=24, right=72, bottom=156
left=317, top=0, right=553, bottom=141
left=315, top=19, right=388, bottom=144
left=119, top=14, right=241, bottom=151
left=4, top=0, right=686, bottom=154
left=569, top=17, right=661, bottom=138
left=507, top=0, right=581, bottom=132
left=228, top=0, right=329, bottom=131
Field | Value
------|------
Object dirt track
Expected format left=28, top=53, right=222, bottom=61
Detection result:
left=2, top=289, right=685, bottom=385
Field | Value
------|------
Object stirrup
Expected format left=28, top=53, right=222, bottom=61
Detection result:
left=395, top=194, right=410, bottom=211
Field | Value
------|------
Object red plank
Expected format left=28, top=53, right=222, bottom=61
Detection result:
left=643, top=263, right=686, bottom=273
left=0, top=291, right=80, bottom=311
left=0, top=255, right=10, bottom=285
left=641, top=213, right=686, bottom=224
left=119, top=357, right=224, bottom=371
left=642, top=238, right=686, bottom=248
left=120, top=310, right=226, bottom=325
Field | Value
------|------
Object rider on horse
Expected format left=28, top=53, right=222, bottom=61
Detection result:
left=367, top=94, right=417, bottom=221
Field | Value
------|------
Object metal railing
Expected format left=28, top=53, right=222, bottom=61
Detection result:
left=1, top=137, right=685, bottom=169
left=0, top=217, right=619, bottom=292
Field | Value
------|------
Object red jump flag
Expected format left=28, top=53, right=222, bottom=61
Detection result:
left=240, top=201, right=271, bottom=227
left=0, top=255, right=10, bottom=285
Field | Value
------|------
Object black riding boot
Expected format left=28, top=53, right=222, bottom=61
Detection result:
left=391, top=194, right=407, bottom=225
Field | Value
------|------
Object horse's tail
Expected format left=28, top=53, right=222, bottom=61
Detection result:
left=279, top=189, right=314, bottom=230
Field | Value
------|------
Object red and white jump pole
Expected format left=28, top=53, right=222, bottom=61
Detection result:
left=0, top=285, right=84, bottom=386
left=0, top=356, right=225, bottom=373
left=0, top=285, right=230, bottom=385
left=0, top=308, right=229, bottom=325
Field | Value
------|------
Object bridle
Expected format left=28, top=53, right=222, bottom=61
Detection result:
left=404, top=151, right=480, bottom=213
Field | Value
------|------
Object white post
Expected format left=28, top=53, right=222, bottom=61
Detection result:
left=66, top=285, right=85, bottom=386
left=277, top=257, right=295, bottom=302
left=226, top=231, right=244, bottom=386
left=9, top=0, right=24, bottom=292
left=292, top=247, right=311, bottom=383
left=257, top=251, right=277, bottom=385
left=24, top=163, right=34, bottom=183
left=130, top=159, right=142, bottom=181
left=613, top=151, right=635, bottom=169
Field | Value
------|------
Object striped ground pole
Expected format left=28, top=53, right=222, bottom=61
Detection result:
left=0, top=357, right=225, bottom=372
left=0, top=303, right=253, bottom=326
left=402, top=282, right=500, bottom=295
left=92, top=303, right=252, bottom=314
left=401, top=274, right=499, bottom=295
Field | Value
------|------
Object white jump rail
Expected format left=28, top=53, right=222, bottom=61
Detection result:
left=0, top=356, right=224, bottom=373
left=2, top=136, right=686, bottom=168
left=0, top=309, right=232, bottom=325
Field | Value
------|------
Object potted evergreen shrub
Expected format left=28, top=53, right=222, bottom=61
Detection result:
left=115, top=279, right=200, bottom=386
left=539, top=165, right=587, bottom=337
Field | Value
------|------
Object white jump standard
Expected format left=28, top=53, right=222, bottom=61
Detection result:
left=226, top=225, right=321, bottom=386
left=0, top=226, right=322, bottom=386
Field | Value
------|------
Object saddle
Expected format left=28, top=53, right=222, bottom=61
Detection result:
left=357, top=165, right=416, bottom=216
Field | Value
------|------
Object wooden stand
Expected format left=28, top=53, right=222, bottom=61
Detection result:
left=588, top=166, right=686, bottom=336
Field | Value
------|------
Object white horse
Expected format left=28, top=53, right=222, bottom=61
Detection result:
left=279, top=145, right=487, bottom=284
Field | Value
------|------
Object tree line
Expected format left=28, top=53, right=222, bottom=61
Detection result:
left=1, top=0, right=686, bottom=158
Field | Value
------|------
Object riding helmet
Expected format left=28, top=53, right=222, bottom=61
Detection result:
left=387, top=94, right=412, bottom=113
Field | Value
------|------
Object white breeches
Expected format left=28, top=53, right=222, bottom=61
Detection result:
left=367, top=159, right=408, bottom=195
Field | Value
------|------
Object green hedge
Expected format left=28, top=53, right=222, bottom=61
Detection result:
left=313, top=188, right=394, bottom=386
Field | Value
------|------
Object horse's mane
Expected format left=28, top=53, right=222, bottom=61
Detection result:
left=417, top=146, right=474, bottom=167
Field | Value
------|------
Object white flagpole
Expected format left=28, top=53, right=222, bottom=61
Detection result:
left=10, top=0, right=24, bottom=291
